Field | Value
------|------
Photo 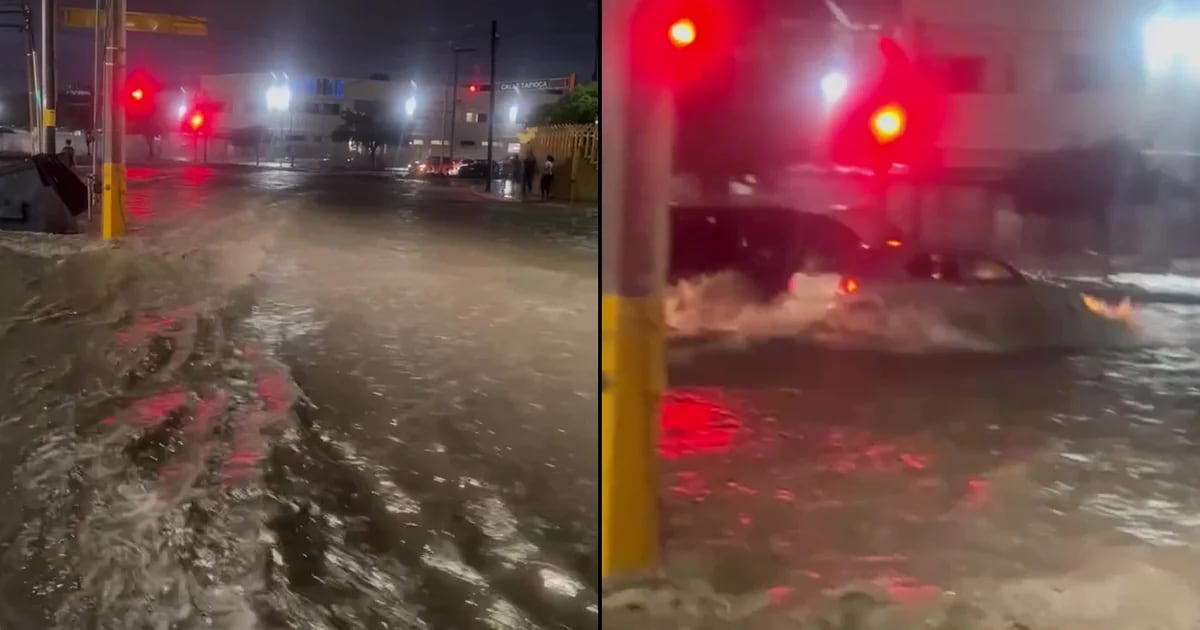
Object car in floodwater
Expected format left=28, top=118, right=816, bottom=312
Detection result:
left=816, top=246, right=1133, bottom=346
left=669, top=205, right=869, bottom=300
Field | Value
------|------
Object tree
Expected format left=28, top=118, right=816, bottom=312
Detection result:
left=230, top=125, right=270, bottom=165
left=129, top=118, right=164, bottom=160
left=528, top=82, right=598, bottom=125
left=330, top=110, right=402, bottom=169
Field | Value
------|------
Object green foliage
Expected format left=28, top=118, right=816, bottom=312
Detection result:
left=529, top=83, right=598, bottom=125
left=331, top=110, right=402, bottom=166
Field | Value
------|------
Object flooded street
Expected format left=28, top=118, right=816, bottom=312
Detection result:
left=652, top=300, right=1200, bottom=627
left=0, top=167, right=598, bottom=629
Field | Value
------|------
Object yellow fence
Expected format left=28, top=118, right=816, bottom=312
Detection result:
left=520, top=124, right=598, bottom=203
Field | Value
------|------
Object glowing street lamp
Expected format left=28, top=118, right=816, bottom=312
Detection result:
left=404, top=95, right=416, bottom=118
left=508, top=104, right=518, bottom=123
left=265, top=85, right=291, bottom=112
left=820, top=71, right=848, bottom=104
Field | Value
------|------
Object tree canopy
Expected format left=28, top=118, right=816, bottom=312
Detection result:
left=330, top=110, right=403, bottom=166
left=529, top=83, right=598, bottom=125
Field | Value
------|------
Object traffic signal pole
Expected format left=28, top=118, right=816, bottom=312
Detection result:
left=100, top=0, right=126, bottom=239
left=485, top=20, right=497, bottom=192
left=39, top=0, right=56, bottom=154
left=601, top=0, right=673, bottom=581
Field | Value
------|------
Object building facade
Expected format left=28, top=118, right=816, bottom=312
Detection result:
left=896, top=0, right=1161, bottom=169
left=194, top=72, right=571, bottom=166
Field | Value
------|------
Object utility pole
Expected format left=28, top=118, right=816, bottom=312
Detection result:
left=101, top=0, right=126, bottom=239
left=39, top=0, right=56, bottom=154
left=601, top=0, right=672, bottom=581
left=449, top=51, right=461, bottom=166
left=447, top=46, right=475, bottom=168
left=485, top=20, right=497, bottom=192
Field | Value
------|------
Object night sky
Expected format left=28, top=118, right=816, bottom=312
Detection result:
left=0, top=0, right=598, bottom=92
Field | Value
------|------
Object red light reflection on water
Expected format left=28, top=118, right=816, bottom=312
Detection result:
left=132, top=389, right=188, bottom=427
left=659, top=391, right=743, bottom=459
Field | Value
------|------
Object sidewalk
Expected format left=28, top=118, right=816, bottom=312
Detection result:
left=461, top=178, right=598, bottom=213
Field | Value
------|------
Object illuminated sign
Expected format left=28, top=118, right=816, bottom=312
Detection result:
left=497, top=77, right=574, bottom=92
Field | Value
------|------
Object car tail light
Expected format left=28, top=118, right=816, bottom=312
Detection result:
left=837, top=277, right=860, bottom=296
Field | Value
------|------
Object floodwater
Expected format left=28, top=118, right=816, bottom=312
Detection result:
left=630, top=272, right=1200, bottom=628
left=0, top=169, right=599, bottom=629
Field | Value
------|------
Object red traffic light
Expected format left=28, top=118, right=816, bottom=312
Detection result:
left=468, top=84, right=478, bottom=93
left=870, top=104, right=906, bottom=144
left=189, top=112, right=204, bottom=131
left=130, top=88, right=145, bottom=101
left=668, top=18, right=696, bottom=48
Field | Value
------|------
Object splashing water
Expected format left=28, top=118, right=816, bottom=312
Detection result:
left=666, top=271, right=1140, bottom=353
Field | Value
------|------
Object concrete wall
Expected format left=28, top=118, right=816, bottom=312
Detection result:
left=900, top=0, right=1156, bottom=169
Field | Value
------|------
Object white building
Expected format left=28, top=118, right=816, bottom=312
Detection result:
left=194, top=72, right=571, bottom=166
left=894, top=0, right=1168, bottom=169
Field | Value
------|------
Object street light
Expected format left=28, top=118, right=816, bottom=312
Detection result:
left=404, top=95, right=416, bottom=118
left=820, top=71, right=848, bottom=104
left=265, top=85, right=291, bottom=112
left=508, top=104, right=518, bottom=123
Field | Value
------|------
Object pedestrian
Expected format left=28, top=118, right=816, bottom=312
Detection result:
left=522, top=150, right=538, bottom=199
left=85, top=130, right=95, bottom=157
left=540, top=155, right=555, bottom=201
left=61, top=139, right=76, bottom=167
left=509, top=154, right=521, bottom=184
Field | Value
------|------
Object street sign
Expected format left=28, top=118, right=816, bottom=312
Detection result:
left=61, top=8, right=208, bottom=36
left=497, top=76, right=575, bottom=92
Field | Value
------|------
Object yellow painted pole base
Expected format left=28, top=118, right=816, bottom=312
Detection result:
left=100, top=162, right=126, bottom=240
left=601, top=293, right=664, bottom=579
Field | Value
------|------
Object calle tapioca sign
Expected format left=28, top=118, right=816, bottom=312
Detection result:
left=497, top=76, right=576, bottom=92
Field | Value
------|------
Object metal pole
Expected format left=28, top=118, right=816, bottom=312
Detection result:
left=39, top=0, right=56, bottom=154
left=22, top=4, right=39, bottom=153
left=100, top=0, right=125, bottom=239
left=485, top=21, right=497, bottom=192
left=449, top=52, right=460, bottom=166
left=601, top=0, right=671, bottom=581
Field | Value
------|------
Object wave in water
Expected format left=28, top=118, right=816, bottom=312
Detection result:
left=665, top=271, right=1140, bottom=353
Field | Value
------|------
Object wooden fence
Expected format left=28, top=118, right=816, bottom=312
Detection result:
left=520, top=123, right=598, bottom=203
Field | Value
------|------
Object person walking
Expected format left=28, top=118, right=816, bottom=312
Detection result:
left=61, top=139, right=77, bottom=168
left=522, top=151, right=538, bottom=199
left=540, top=155, right=555, bottom=201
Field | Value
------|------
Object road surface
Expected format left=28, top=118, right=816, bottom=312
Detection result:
left=637, top=290, right=1200, bottom=627
left=0, top=166, right=598, bottom=629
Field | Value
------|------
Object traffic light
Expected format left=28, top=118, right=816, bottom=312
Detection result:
left=629, top=0, right=740, bottom=84
left=668, top=18, right=696, bottom=48
left=466, top=83, right=491, bottom=93
left=825, top=37, right=943, bottom=174
left=123, top=70, right=160, bottom=121
left=870, top=104, right=906, bottom=144
left=180, top=105, right=213, bottom=136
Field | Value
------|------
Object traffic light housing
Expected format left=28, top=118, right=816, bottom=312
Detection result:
left=629, top=0, right=740, bottom=85
left=123, top=69, right=160, bottom=121
left=826, top=37, right=944, bottom=175
left=466, top=83, right=491, bottom=93
left=179, top=102, right=217, bottom=136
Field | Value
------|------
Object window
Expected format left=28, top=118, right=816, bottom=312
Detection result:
left=1058, top=55, right=1106, bottom=92
left=316, top=78, right=344, bottom=97
left=285, top=134, right=306, bottom=142
left=412, top=139, right=424, bottom=145
left=507, top=142, right=521, bottom=153
left=302, top=102, right=320, bottom=114
left=465, top=112, right=479, bottom=123
left=321, top=103, right=340, bottom=116
left=941, top=56, right=985, bottom=93
left=353, top=99, right=379, bottom=115
left=460, top=140, right=477, bottom=146
left=477, top=112, right=489, bottom=123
